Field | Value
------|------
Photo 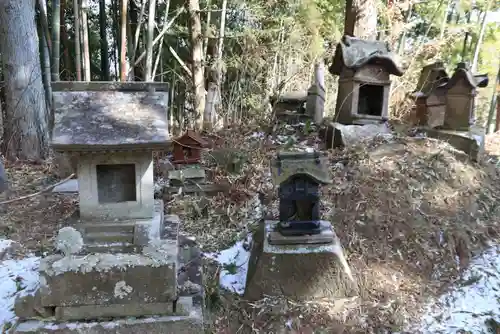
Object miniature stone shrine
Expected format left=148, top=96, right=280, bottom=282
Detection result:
left=329, top=35, right=404, bottom=125
left=412, top=62, right=449, bottom=128
left=245, top=151, right=357, bottom=301
left=172, top=130, right=208, bottom=165
left=443, top=62, right=488, bottom=131
left=13, top=82, right=204, bottom=333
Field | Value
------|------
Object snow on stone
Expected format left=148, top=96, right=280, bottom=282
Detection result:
left=409, top=245, right=500, bottom=333
left=0, top=240, right=40, bottom=332
left=205, top=234, right=251, bottom=295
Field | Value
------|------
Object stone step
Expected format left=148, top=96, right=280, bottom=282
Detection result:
left=79, top=222, right=136, bottom=235
left=84, top=232, right=134, bottom=244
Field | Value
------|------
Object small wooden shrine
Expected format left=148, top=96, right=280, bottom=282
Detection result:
left=329, top=35, right=404, bottom=125
left=412, top=62, right=449, bottom=128
left=443, top=62, right=488, bottom=130
left=172, top=130, right=208, bottom=164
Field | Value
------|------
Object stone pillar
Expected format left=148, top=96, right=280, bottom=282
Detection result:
left=306, top=61, right=326, bottom=124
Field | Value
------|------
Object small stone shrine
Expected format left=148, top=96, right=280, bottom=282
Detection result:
left=412, top=61, right=449, bottom=128
left=13, top=82, right=204, bottom=333
left=413, top=62, right=489, bottom=161
left=443, top=62, right=488, bottom=131
left=245, top=151, right=357, bottom=301
left=329, top=35, right=404, bottom=125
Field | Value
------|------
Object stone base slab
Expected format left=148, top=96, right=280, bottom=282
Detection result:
left=39, top=240, right=178, bottom=307
left=422, top=126, right=484, bottom=162
left=13, top=307, right=203, bottom=334
left=245, top=221, right=358, bottom=301
left=53, top=296, right=194, bottom=321
left=268, top=221, right=335, bottom=245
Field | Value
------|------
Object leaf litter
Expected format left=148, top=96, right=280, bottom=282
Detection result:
left=1, top=126, right=500, bottom=333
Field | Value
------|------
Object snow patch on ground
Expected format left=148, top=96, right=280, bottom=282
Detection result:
left=205, top=234, right=251, bottom=295
left=0, top=239, right=40, bottom=332
left=409, top=245, right=500, bottom=333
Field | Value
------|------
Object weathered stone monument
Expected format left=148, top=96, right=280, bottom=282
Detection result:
left=271, top=60, right=326, bottom=124
left=13, top=82, right=204, bottom=333
left=245, top=151, right=357, bottom=301
left=329, top=35, right=404, bottom=125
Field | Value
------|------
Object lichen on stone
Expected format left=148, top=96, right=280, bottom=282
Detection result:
left=114, top=280, right=133, bottom=299
left=54, top=227, right=84, bottom=256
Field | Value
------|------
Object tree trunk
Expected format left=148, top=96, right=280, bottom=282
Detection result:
left=144, top=0, right=157, bottom=81
left=187, top=0, right=205, bottom=130
left=486, top=60, right=500, bottom=133
left=344, top=0, right=378, bottom=39
left=36, top=0, right=52, bottom=112
left=153, top=0, right=171, bottom=79
left=99, top=0, right=110, bottom=80
left=36, top=0, right=51, bottom=53
left=119, top=0, right=128, bottom=81
left=60, top=0, right=72, bottom=79
left=0, top=0, right=50, bottom=160
left=51, top=0, right=61, bottom=81
left=81, top=0, right=91, bottom=81
left=471, top=0, right=491, bottom=73
left=74, top=0, right=82, bottom=80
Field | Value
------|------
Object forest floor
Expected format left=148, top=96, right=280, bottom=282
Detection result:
left=1, top=124, right=500, bottom=333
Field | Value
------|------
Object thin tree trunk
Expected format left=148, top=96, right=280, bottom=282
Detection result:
left=51, top=0, right=61, bottom=81
left=461, top=0, right=475, bottom=61
left=439, top=0, right=451, bottom=40
left=99, top=0, right=110, bottom=80
left=471, top=1, right=491, bottom=73
left=120, top=0, right=128, bottom=81
left=37, top=0, right=51, bottom=54
left=74, top=0, right=82, bottom=80
left=344, top=0, right=378, bottom=39
left=145, top=0, right=157, bottom=81
left=129, top=0, right=144, bottom=80
left=202, top=0, right=212, bottom=62
left=187, top=0, right=206, bottom=130
left=81, top=0, right=91, bottom=81
left=0, top=0, right=50, bottom=160
left=486, top=60, right=500, bottom=133
left=204, top=0, right=226, bottom=130
left=111, top=0, right=119, bottom=78
left=153, top=0, right=171, bottom=79
left=36, top=0, right=52, bottom=112
left=60, top=0, right=72, bottom=79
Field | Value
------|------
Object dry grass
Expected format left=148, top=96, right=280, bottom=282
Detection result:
left=194, top=127, right=500, bottom=333
left=1, top=126, right=500, bottom=333
left=0, top=159, right=77, bottom=255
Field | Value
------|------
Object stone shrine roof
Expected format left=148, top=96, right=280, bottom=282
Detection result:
left=51, top=82, right=170, bottom=152
left=270, top=151, right=332, bottom=185
left=329, top=35, right=404, bottom=77
left=413, top=62, right=449, bottom=97
left=445, top=62, right=489, bottom=89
